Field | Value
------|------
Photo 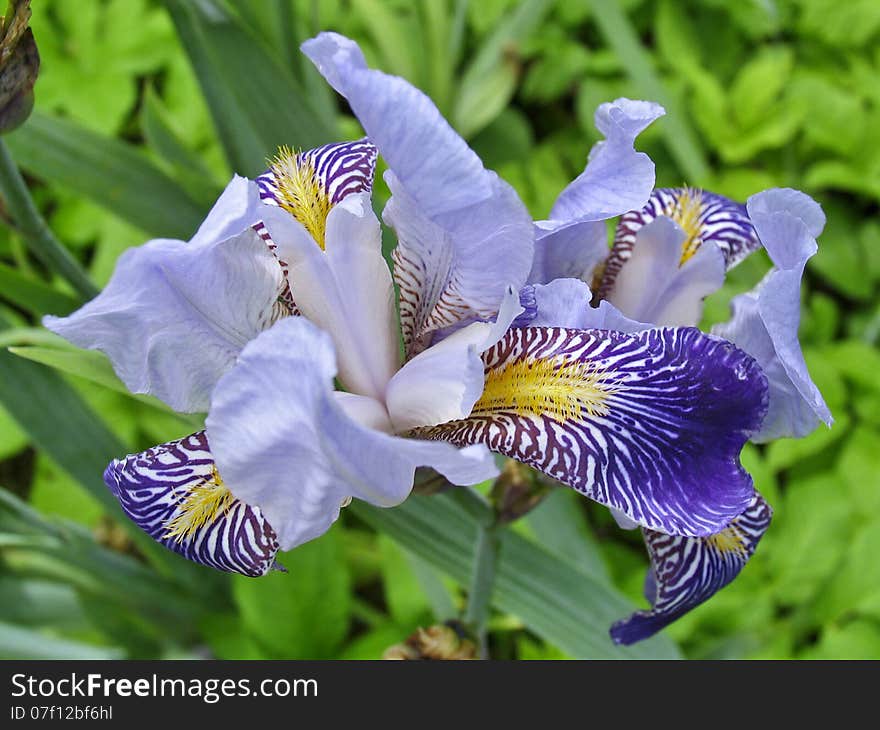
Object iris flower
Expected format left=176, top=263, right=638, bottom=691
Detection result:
left=44, top=32, right=828, bottom=646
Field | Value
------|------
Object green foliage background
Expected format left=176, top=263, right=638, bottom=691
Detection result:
left=1, top=0, right=878, bottom=660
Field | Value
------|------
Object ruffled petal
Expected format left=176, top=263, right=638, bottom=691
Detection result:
left=45, top=178, right=287, bottom=413
left=610, top=492, right=772, bottom=645
left=104, top=431, right=280, bottom=576
left=516, top=279, right=650, bottom=332
left=268, top=191, right=400, bottom=400
left=712, top=188, right=832, bottom=441
left=598, top=187, right=760, bottom=299
left=206, top=317, right=497, bottom=551
left=417, top=326, right=768, bottom=537
left=301, top=32, right=534, bottom=356
left=548, top=99, right=665, bottom=223
left=606, top=216, right=726, bottom=327
left=385, top=287, right=522, bottom=432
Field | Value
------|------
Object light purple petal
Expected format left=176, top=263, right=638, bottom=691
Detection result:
left=385, top=287, right=522, bottom=432
left=598, top=187, right=760, bottom=300
left=527, top=219, right=608, bottom=286
left=206, top=317, right=497, bottom=550
left=104, top=431, right=281, bottom=576
left=606, top=216, right=725, bottom=327
left=516, top=278, right=650, bottom=332
left=611, top=492, right=772, bottom=645
left=548, top=99, right=665, bottom=223
left=418, top=326, right=768, bottom=537
left=712, top=188, right=832, bottom=441
left=302, top=32, right=534, bottom=356
left=45, top=177, right=287, bottom=413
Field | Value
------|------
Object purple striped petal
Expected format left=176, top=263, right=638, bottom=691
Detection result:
left=255, top=138, right=377, bottom=208
left=598, top=187, right=760, bottom=300
left=302, top=32, right=534, bottom=357
left=611, top=492, right=772, bottom=645
left=104, top=431, right=280, bottom=577
left=417, top=326, right=768, bottom=537
left=712, top=188, right=832, bottom=441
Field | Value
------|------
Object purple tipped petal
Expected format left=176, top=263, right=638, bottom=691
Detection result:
left=599, top=188, right=760, bottom=300
left=255, top=138, right=377, bottom=207
left=713, top=188, right=832, bottom=441
left=104, top=432, right=280, bottom=577
left=611, top=492, right=772, bottom=645
left=44, top=177, right=290, bottom=413
left=549, top=99, right=665, bottom=223
left=606, top=216, right=726, bottom=327
left=418, top=326, right=768, bottom=537
left=206, top=317, right=497, bottom=551
left=302, top=32, right=533, bottom=356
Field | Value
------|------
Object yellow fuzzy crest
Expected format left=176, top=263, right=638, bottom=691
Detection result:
left=665, top=187, right=704, bottom=265
left=164, top=467, right=234, bottom=543
left=269, top=146, right=331, bottom=249
left=472, top=356, right=616, bottom=423
left=706, top=526, right=747, bottom=556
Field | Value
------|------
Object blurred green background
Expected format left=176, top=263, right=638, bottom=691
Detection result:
left=1, top=0, right=879, bottom=660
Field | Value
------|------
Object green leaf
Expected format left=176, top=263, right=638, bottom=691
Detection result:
left=5, top=112, right=206, bottom=239
left=525, top=487, right=610, bottom=584
left=164, top=0, right=336, bottom=176
left=352, top=492, right=681, bottom=659
left=730, top=46, right=793, bottom=129
left=0, top=262, right=79, bottom=317
left=454, top=0, right=553, bottom=137
left=800, top=619, right=880, bottom=660
left=378, top=535, right=432, bottom=627
left=232, top=528, right=352, bottom=659
left=0, top=620, right=124, bottom=660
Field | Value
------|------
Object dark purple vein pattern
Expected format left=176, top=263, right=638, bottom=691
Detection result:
left=419, top=326, right=769, bottom=537
left=104, top=431, right=280, bottom=577
left=255, top=138, right=377, bottom=206
left=611, top=492, right=772, bottom=644
left=599, top=187, right=759, bottom=299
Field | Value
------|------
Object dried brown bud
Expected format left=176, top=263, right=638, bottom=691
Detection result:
left=0, top=1, right=38, bottom=134
left=410, top=467, right=452, bottom=496
left=383, top=622, right=477, bottom=660
left=490, top=460, right=550, bottom=524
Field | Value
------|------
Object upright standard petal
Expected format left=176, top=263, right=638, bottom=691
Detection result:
left=417, top=326, right=768, bottom=537
left=45, top=178, right=286, bottom=413
left=302, top=32, right=534, bottom=355
left=206, top=317, right=498, bottom=551
left=605, top=216, right=726, bottom=327
left=104, top=431, right=280, bottom=576
left=598, top=187, right=760, bottom=299
left=528, top=99, right=664, bottom=288
left=269, top=192, right=400, bottom=400
left=549, top=99, right=665, bottom=223
left=610, top=493, right=772, bottom=645
left=712, top=189, right=832, bottom=441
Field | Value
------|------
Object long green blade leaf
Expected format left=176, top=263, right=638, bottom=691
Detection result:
left=353, top=493, right=680, bottom=659
left=5, top=112, right=207, bottom=239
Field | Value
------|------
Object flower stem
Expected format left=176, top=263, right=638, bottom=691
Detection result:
left=450, top=487, right=500, bottom=659
left=0, top=138, right=98, bottom=302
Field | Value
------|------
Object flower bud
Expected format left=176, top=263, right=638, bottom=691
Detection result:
left=383, top=622, right=477, bottom=660
left=490, top=460, right=551, bottom=524
left=0, top=1, right=39, bottom=134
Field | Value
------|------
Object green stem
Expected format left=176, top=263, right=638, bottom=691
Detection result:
left=450, top=487, right=500, bottom=658
left=0, top=138, right=98, bottom=302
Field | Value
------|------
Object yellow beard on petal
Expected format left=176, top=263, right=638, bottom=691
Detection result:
left=472, top=356, right=616, bottom=424
left=706, top=525, right=748, bottom=556
left=665, top=187, right=704, bottom=266
left=164, top=467, right=234, bottom=543
left=269, top=146, right=332, bottom=249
